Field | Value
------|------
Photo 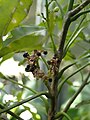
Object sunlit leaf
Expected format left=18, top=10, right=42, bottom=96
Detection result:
left=0, top=0, right=33, bottom=36
left=0, top=34, right=44, bottom=58
left=10, top=25, right=45, bottom=40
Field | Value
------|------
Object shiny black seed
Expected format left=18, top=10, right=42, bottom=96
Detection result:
left=43, top=51, right=48, bottom=55
left=25, top=65, right=30, bottom=72
left=48, top=78, right=52, bottom=82
left=23, top=52, right=29, bottom=58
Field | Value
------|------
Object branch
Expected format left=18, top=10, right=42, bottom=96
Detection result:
left=55, top=111, right=72, bottom=120
left=69, top=0, right=90, bottom=17
left=0, top=91, right=48, bottom=114
left=58, top=0, right=90, bottom=61
left=0, top=104, right=23, bottom=120
left=71, top=9, right=90, bottom=21
left=59, top=73, right=90, bottom=120
left=58, top=14, right=71, bottom=61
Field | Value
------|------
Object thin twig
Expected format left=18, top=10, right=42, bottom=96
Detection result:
left=69, top=0, right=90, bottom=17
left=68, top=0, right=74, bottom=11
left=58, top=0, right=90, bottom=63
left=0, top=91, right=48, bottom=114
left=0, top=104, right=24, bottom=120
left=45, top=0, right=57, bottom=53
left=71, top=9, right=90, bottom=21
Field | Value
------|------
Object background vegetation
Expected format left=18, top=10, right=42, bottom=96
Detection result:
left=0, top=0, right=90, bottom=120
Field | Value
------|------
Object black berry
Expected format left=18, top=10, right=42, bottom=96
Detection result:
left=25, top=65, right=30, bottom=72
left=47, top=60, right=51, bottom=65
left=23, top=52, right=29, bottom=58
left=48, top=78, right=52, bottom=82
left=43, top=51, right=48, bottom=55
left=36, top=51, right=41, bottom=56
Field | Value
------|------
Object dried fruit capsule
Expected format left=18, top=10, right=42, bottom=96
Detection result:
left=23, top=52, right=29, bottom=58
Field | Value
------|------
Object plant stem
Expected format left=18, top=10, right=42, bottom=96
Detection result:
left=41, top=55, right=50, bottom=70
left=68, top=0, right=74, bottom=11
left=0, top=104, right=23, bottom=120
left=55, top=111, right=72, bottom=120
left=71, top=9, right=90, bottom=21
left=0, top=91, right=48, bottom=114
left=69, top=0, right=90, bottom=17
left=45, top=0, right=57, bottom=53
left=58, top=14, right=71, bottom=62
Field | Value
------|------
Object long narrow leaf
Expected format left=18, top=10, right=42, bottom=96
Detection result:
left=64, top=17, right=85, bottom=57
left=65, top=27, right=85, bottom=52
left=58, top=62, right=90, bottom=94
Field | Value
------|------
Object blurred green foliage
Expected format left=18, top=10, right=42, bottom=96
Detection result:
left=0, top=0, right=90, bottom=120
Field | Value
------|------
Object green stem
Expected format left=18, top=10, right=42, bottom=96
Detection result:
left=5, top=78, right=49, bottom=113
left=7, top=78, right=37, bottom=94
left=41, top=55, right=50, bottom=70
left=71, top=9, right=90, bottom=21
left=0, top=104, right=23, bottom=120
left=69, top=0, right=90, bottom=17
left=57, top=62, right=76, bottom=79
left=68, top=0, right=74, bottom=11
left=0, top=91, right=48, bottom=114
left=55, top=111, right=72, bottom=120
left=46, top=0, right=49, bottom=28
left=45, top=0, right=57, bottom=53
left=49, top=33, right=57, bottom=53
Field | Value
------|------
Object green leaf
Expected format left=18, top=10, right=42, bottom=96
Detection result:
left=75, top=100, right=90, bottom=108
left=0, top=34, right=44, bottom=58
left=10, top=25, right=45, bottom=40
left=64, top=17, right=85, bottom=57
left=3, top=25, right=45, bottom=46
left=0, top=0, right=32, bottom=36
left=65, top=27, right=85, bottom=53
left=58, top=62, right=90, bottom=94
left=0, top=53, right=14, bottom=64
left=0, top=0, right=18, bottom=36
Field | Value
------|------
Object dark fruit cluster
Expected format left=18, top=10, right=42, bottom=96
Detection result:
left=23, top=50, right=48, bottom=80
left=47, top=56, right=60, bottom=76
left=23, top=50, right=59, bottom=82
